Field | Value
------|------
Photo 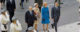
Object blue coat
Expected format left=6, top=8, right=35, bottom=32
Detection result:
left=41, top=7, right=50, bottom=24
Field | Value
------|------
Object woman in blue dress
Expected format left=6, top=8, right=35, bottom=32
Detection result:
left=41, top=2, right=50, bottom=32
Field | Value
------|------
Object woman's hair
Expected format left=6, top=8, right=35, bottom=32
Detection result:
left=12, top=17, right=17, bottom=23
left=34, top=3, right=38, bottom=7
left=43, top=2, right=47, bottom=6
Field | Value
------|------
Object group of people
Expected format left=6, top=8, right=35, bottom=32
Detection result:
left=25, top=2, right=60, bottom=32
left=0, top=0, right=60, bottom=32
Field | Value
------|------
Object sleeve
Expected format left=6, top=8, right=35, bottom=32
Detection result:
left=59, top=6, right=60, bottom=16
left=51, top=7, right=54, bottom=18
left=41, top=7, right=44, bottom=19
left=25, top=11, right=28, bottom=23
left=15, top=20, right=22, bottom=31
left=5, top=11, right=10, bottom=22
left=47, top=7, right=50, bottom=18
left=33, top=11, right=37, bottom=20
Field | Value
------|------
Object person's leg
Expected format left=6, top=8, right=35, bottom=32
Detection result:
left=47, top=24, right=49, bottom=32
left=43, top=24, right=45, bottom=32
left=54, top=16, right=59, bottom=32
left=10, top=12, right=14, bottom=22
left=51, top=19, right=55, bottom=28
left=34, top=21, right=37, bottom=31
left=54, top=22, right=57, bottom=32
left=21, top=0, right=24, bottom=9
left=26, top=24, right=30, bottom=32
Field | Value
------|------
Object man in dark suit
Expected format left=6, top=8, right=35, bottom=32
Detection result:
left=51, top=2, right=60, bottom=32
left=35, top=0, right=43, bottom=12
left=6, top=0, right=16, bottom=22
left=25, top=6, right=37, bottom=32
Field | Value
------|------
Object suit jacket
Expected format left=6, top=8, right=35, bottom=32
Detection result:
left=51, top=6, right=60, bottom=18
left=25, top=10, right=37, bottom=24
left=6, top=0, right=16, bottom=12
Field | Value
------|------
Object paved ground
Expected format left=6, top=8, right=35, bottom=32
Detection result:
left=0, top=0, right=80, bottom=32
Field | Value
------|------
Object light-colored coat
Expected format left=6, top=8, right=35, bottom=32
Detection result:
left=10, top=20, right=22, bottom=32
left=0, top=11, right=10, bottom=31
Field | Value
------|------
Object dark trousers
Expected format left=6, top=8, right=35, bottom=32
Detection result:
left=27, top=24, right=33, bottom=29
left=8, top=10, right=14, bottom=22
left=53, top=16, right=59, bottom=32
left=10, top=12, right=14, bottom=22
left=26, top=24, right=33, bottom=32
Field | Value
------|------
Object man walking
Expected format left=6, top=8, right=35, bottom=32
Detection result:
left=6, top=0, right=16, bottom=22
left=51, top=2, right=60, bottom=32
left=25, top=6, right=37, bottom=32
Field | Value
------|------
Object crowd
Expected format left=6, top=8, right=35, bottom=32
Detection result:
left=0, top=0, right=61, bottom=32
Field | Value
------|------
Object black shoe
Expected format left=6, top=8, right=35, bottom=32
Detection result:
left=51, top=24, right=54, bottom=29
left=78, top=23, right=80, bottom=25
left=26, top=30, right=28, bottom=32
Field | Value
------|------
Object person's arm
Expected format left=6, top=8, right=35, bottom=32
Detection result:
left=51, top=7, right=54, bottom=19
left=58, top=6, right=60, bottom=18
left=47, top=7, right=50, bottom=19
left=41, top=7, right=45, bottom=20
left=51, top=7, right=55, bottom=22
left=5, top=11, right=10, bottom=22
left=15, top=20, right=22, bottom=31
left=25, top=11, right=28, bottom=23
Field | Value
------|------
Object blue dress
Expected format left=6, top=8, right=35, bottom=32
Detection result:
left=41, top=7, right=50, bottom=24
